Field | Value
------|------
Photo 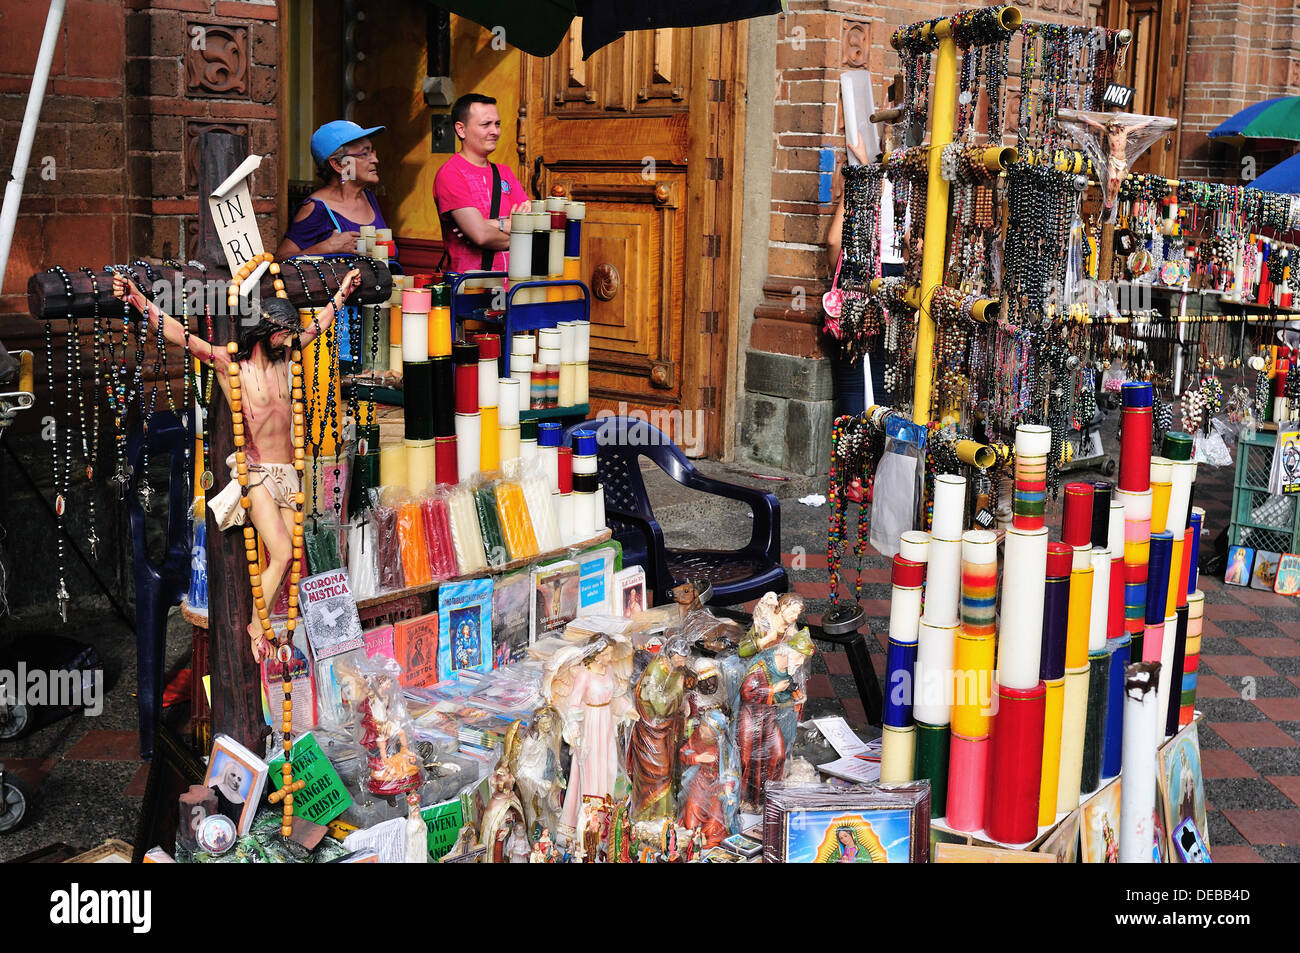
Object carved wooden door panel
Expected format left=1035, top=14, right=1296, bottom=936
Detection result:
left=521, top=23, right=743, bottom=456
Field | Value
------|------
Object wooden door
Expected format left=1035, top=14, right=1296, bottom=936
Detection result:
left=519, top=21, right=746, bottom=457
left=1103, top=0, right=1190, bottom=178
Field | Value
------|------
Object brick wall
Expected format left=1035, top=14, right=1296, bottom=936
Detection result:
left=1178, top=0, right=1300, bottom=184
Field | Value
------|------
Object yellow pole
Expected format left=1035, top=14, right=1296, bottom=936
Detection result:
left=911, top=21, right=957, bottom=425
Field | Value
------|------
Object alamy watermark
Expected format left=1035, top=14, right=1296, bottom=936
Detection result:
left=593, top=402, right=706, bottom=456
left=0, top=664, right=104, bottom=717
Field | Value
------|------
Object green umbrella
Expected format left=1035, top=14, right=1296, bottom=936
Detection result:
left=1208, top=97, right=1300, bottom=144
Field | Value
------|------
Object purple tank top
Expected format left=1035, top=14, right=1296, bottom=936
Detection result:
left=282, top=190, right=388, bottom=253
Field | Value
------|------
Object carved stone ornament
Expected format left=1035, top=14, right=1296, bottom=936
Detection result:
left=842, top=20, right=869, bottom=69
left=186, top=24, right=249, bottom=97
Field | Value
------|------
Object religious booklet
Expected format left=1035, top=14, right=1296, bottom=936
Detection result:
left=531, top=559, right=580, bottom=641
left=259, top=624, right=317, bottom=733
left=614, top=566, right=647, bottom=617
left=301, top=569, right=365, bottom=662
left=576, top=544, right=618, bottom=616
left=437, top=577, right=494, bottom=681
left=267, top=732, right=353, bottom=828
left=204, top=734, right=270, bottom=836
left=491, top=569, right=533, bottom=668
left=392, top=611, right=440, bottom=689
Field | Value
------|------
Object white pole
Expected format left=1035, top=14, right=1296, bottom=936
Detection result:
left=0, top=0, right=67, bottom=293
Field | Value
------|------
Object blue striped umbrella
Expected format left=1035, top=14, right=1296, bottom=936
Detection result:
left=1209, top=97, right=1300, bottom=144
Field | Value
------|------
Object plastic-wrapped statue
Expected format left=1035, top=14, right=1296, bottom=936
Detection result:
left=736, top=630, right=816, bottom=806
left=543, top=635, right=637, bottom=835
left=686, top=657, right=729, bottom=719
left=627, top=637, right=689, bottom=821
left=479, top=746, right=528, bottom=863
left=404, top=792, right=428, bottom=864
left=510, top=704, right=565, bottom=836
left=738, top=592, right=780, bottom=658
left=338, top=659, right=422, bottom=797
left=679, top=708, right=740, bottom=847
left=1057, top=109, right=1178, bottom=224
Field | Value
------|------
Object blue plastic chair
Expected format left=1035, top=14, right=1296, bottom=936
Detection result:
left=126, top=411, right=192, bottom=760
left=562, top=416, right=787, bottom=607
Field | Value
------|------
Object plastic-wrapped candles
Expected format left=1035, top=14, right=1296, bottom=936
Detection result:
left=447, top=485, right=487, bottom=573
left=347, top=517, right=378, bottom=601
left=496, top=479, right=538, bottom=561
left=474, top=482, right=509, bottom=568
left=421, top=495, right=458, bottom=580
left=397, top=500, right=432, bottom=586
left=1119, top=662, right=1160, bottom=863
left=520, top=466, right=562, bottom=551
left=374, top=504, right=405, bottom=593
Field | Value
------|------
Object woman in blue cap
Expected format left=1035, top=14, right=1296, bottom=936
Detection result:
left=276, top=120, right=390, bottom=258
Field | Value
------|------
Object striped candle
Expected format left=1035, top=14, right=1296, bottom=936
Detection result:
left=997, top=525, right=1049, bottom=690
left=1179, top=591, right=1204, bottom=728
left=1013, top=424, right=1051, bottom=530
left=960, top=529, right=998, bottom=639
left=1119, top=381, right=1154, bottom=492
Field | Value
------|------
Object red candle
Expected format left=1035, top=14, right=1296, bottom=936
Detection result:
left=984, top=681, right=1046, bottom=844
left=1062, top=482, right=1094, bottom=550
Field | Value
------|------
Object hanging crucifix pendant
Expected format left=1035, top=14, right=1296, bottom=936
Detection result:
left=138, top=479, right=154, bottom=513
left=56, top=578, right=69, bottom=623
left=87, top=528, right=99, bottom=561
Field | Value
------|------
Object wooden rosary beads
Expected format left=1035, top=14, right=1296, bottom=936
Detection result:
left=226, top=254, right=306, bottom=838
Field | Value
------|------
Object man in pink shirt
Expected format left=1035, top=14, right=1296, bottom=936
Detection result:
left=433, top=93, right=531, bottom=275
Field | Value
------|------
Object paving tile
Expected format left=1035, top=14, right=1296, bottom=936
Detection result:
left=1238, top=747, right=1300, bottom=776
left=1214, top=619, right=1280, bottom=639
left=1249, top=675, right=1300, bottom=697
left=0, top=757, right=57, bottom=789
left=123, top=763, right=150, bottom=798
left=1197, top=723, right=1229, bottom=749
left=784, top=551, right=828, bottom=569
left=1265, top=657, right=1300, bottom=677
left=1227, top=587, right=1293, bottom=608
left=840, top=696, right=866, bottom=725
left=1254, top=605, right=1300, bottom=622
left=1203, top=656, right=1278, bottom=677
left=1266, top=775, right=1300, bottom=808
left=1207, top=811, right=1246, bottom=845
left=1254, top=844, right=1300, bottom=863
left=1254, top=697, right=1300, bottom=722
left=1203, top=777, right=1296, bottom=810
left=1212, top=722, right=1298, bottom=748
left=806, top=673, right=833, bottom=699
left=1209, top=845, right=1265, bottom=863
left=1200, top=637, right=1247, bottom=655
left=824, top=650, right=852, bottom=676
left=63, top=729, right=143, bottom=762
left=1221, top=809, right=1300, bottom=846
left=1238, top=637, right=1300, bottom=658
left=1290, top=675, right=1300, bottom=691
left=1206, top=604, right=1263, bottom=621
left=1200, top=749, right=1259, bottom=780
left=1274, top=621, right=1300, bottom=640
left=1192, top=698, right=1265, bottom=722
left=794, top=579, right=832, bottom=599
left=1193, top=675, right=1240, bottom=699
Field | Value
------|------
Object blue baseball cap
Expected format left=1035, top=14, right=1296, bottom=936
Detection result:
left=310, top=120, right=386, bottom=167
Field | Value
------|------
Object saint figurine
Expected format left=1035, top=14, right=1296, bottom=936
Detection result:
left=509, top=704, right=566, bottom=836
left=113, top=268, right=362, bottom=662
left=478, top=745, right=527, bottom=864
left=543, top=636, right=637, bottom=836
left=736, top=631, right=816, bottom=806
left=679, top=708, right=740, bottom=847
left=339, top=662, right=422, bottom=797
left=737, top=592, right=780, bottom=658
left=627, top=638, right=689, bottom=821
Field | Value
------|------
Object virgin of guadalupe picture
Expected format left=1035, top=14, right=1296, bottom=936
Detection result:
left=783, top=806, right=909, bottom=863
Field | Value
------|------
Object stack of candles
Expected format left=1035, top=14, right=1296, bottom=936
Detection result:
left=563, top=201, right=585, bottom=300
left=538, top=327, right=561, bottom=408
left=1118, top=382, right=1154, bottom=660
left=1161, top=431, right=1196, bottom=738
left=452, top=341, right=479, bottom=483
left=400, top=287, right=434, bottom=492
left=986, top=423, right=1050, bottom=844
left=557, top=445, right=574, bottom=539
left=474, top=334, right=501, bottom=473
left=511, top=333, right=534, bottom=410
left=947, top=528, right=996, bottom=832
left=913, top=474, right=964, bottom=818
left=508, top=210, right=533, bottom=305
left=1038, top=541, right=1072, bottom=827
left=1058, top=482, right=1095, bottom=815
left=882, top=544, right=926, bottom=784
left=1180, top=506, right=1205, bottom=730
left=572, top=429, right=600, bottom=541
left=545, top=197, right=566, bottom=301
left=499, top=377, right=521, bottom=464
left=530, top=209, right=551, bottom=303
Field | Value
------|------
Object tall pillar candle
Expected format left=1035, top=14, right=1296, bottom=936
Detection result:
left=931, top=473, right=966, bottom=540
left=952, top=629, right=996, bottom=738
left=1040, top=543, right=1073, bottom=684
left=402, top=361, right=435, bottom=441
left=1186, top=508, right=1204, bottom=597
left=880, top=724, right=916, bottom=784
left=1065, top=560, right=1094, bottom=671
left=1056, top=663, right=1090, bottom=812
left=985, top=681, right=1046, bottom=844
left=1157, top=612, right=1179, bottom=741
left=1179, top=591, right=1204, bottom=728
left=960, top=530, right=997, bottom=640
left=914, top=721, right=950, bottom=819
left=563, top=200, right=584, bottom=259
left=574, top=321, right=590, bottom=404
left=387, top=286, right=404, bottom=373
left=1038, top=673, right=1066, bottom=827
left=914, top=620, right=956, bottom=727
left=474, top=334, right=500, bottom=408
left=1062, top=482, right=1095, bottom=552
left=1142, top=531, right=1173, bottom=664
left=379, top=442, right=407, bottom=492
left=434, top=435, right=457, bottom=486
left=538, top=422, right=561, bottom=492
left=428, top=284, right=452, bottom=358
left=1080, top=647, right=1110, bottom=795
left=1119, top=662, right=1160, bottom=863
left=519, top=418, right=538, bottom=464
left=1119, top=487, right=1153, bottom=656
left=899, top=530, right=931, bottom=566
left=401, top=288, right=431, bottom=363
left=1012, top=425, right=1052, bottom=530
left=452, top=341, right=479, bottom=416
left=1119, top=381, right=1154, bottom=492
left=431, top=356, right=454, bottom=437
left=923, top=535, right=962, bottom=628
left=546, top=197, right=566, bottom=300
left=454, top=412, right=480, bottom=482
left=1101, top=634, right=1130, bottom=778
left=885, top=554, right=925, bottom=729
left=507, top=209, right=533, bottom=301
left=498, top=378, right=521, bottom=464
left=1149, top=457, right=1173, bottom=534
left=997, top=526, right=1049, bottom=690
left=1164, top=604, right=1190, bottom=738
left=1090, top=480, right=1113, bottom=548
left=945, top=732, right=989, bottom=832
left=1088, top=547, right=1111, bottom=653
left=511, top=334, right=534, bottom=410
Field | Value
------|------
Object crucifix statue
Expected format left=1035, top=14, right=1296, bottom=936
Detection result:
left=1058, top=109, right=1178, bottom=224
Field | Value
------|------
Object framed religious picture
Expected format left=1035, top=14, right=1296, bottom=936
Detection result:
left=1080, top=777, right=1121, bottom=864
left=132, top=722, right=207, bottom=863
left=204, top=734, right=269, bottom=836
left=1036, top=808, right=1081, bottom=864
left=1272, top=553, right=1300, bottom=597
left=1157, top=720, right=1209, bottom=862
left=761, top=781, right=929, bottom=863
left=1223, top=545, right=1254, bottom=587
left=1250, top=550, right=1281, bottom=591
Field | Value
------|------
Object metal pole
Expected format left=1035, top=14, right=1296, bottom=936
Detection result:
left=0, top=0, right=67, bottom=291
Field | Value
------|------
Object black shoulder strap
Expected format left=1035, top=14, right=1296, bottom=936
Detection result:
left=482, top=162, right=503, bottom=271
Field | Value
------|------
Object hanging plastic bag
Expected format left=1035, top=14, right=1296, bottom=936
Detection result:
left=869, top=421, right=924, bottom=558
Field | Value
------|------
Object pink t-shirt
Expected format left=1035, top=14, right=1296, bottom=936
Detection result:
left=433, top=153, right=528, bottom=275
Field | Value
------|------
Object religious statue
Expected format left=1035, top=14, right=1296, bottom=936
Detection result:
left=736, top=631, right=816, bottom=806
left=338, top=660, right=422, bottom=798
left=543, top=635, right=637, bottom=836
left=1057, top=109, right=1178, bottom=224
left=509, top=704, right=566, bottom=837
left=679, top=708, right=740, bottom=847
left=739, top=591, right=806, bottom=658
left=627, top=637, right=689, bottom=821
left=481, top=724, right=529, bottom=863
left=505, top=817, right=532, bottom=863
left=113, top=268, right=362, bottom=662
left=686, top=657, right=729, bottom=719
left=404, top=792, right=428, bottom=864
